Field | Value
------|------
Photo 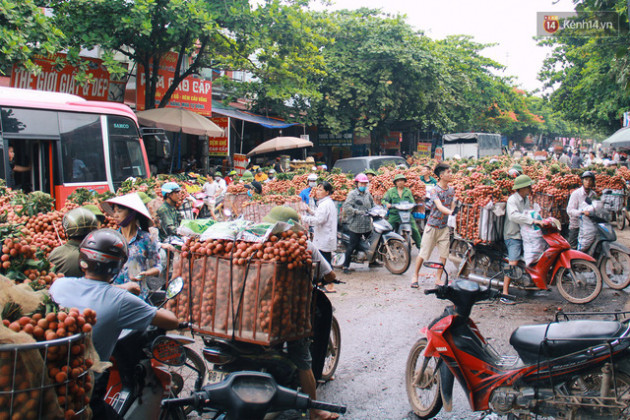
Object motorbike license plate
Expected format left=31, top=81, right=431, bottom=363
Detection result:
left=207, top=369, right=229, bottom=384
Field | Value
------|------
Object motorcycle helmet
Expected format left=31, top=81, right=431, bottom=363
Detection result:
left=161, top=182, right=181, bottom=197
left=268, top=168, right=276, bottom=174
left=307, top=173, right=318, bottom=181
left=354, top=173, right=369, bottom=183
left=63, top=208, right=99, bottom=239
left=228, top=170, right=237, bottom=176
left=79, top=229, right=128, bottom=278
left=581, top=171, right=595, bottom=180
left=81, top=204, right=106, bottom=224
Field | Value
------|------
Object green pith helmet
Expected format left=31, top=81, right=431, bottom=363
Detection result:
left=512, top=175, right=533, bottom=190
left=63, top=208, right=99, bottom=239
left=137, top=191, right=152, bottom=205
left=215, top=171, right=222, bottom=177
left=364, top=169, right=377, bottom=176
left=263, top=206, right=300, bottom=224
left=82, top=204, right=104, bottom=219
left=241, top=170, right=254, bottom=181
left=511, top=163, right=523, bottom=173
left=393, top=173, right=407, bottom=183
left=229, top=170, right=237, bottom=176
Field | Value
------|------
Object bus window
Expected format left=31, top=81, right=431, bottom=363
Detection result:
left=59, top=113, right=107, bottom=183
left=108, top=116, right=147, bottom=186
left=1, top=108, right=59, bottom=137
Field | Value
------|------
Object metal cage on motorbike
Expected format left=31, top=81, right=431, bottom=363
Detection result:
left=455, top=202, right=505, bottom=243
left=533, top=192, right=570, bottom=226
left=0, top=333, right=92, bottom=420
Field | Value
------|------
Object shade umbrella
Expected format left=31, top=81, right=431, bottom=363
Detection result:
left=136, top=107, right=224, bottom=137
left=247, top=136, right=313, bottom=157
left=602, top=127, right=630, bottom=149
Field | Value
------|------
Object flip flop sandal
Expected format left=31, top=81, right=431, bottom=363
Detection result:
left=410, top=281, right=419, bottom=288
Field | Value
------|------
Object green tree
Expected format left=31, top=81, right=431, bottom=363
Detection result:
left=0, top=0, right=64, bottom=75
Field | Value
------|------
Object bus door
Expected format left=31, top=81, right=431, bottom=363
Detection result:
left=29, top=140, right=60, bottom=197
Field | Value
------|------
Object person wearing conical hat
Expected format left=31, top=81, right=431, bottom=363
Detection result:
left=103, top=192, right=163, bottom=300
left=502, top=175, right=544, bottom=303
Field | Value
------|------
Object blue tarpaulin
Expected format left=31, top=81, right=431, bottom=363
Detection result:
left=212, top=102, right=298, bottom=129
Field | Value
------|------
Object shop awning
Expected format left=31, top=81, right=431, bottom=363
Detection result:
left=212, top=101, right=299, bottom=129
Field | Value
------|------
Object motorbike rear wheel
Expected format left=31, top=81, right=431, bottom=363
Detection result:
left=617, top=209, right=627, bottom=230
left=382, top=239, right=411, bottom=275
left=565, top=370, right=630, bottom=418
left=405, top=338, right=443, bottom=419
left=601, top=250, right=630, bottom=290
left=555, top=259, right=602, bottom=304
left=321, top=316, right=341, bottom=381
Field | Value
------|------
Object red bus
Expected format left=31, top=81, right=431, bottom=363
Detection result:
left=0, top=87, right=150, bottom=208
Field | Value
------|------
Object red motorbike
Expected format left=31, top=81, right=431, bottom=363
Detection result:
left=406, top=262, right=630, bottom=419
left=452, top=217, right=603, bottom=304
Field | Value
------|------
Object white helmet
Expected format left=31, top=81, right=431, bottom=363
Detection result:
left=307, top=173, right=318, bottom=181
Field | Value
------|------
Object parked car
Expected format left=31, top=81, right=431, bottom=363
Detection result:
left=332, top=156, right=408, bottom=174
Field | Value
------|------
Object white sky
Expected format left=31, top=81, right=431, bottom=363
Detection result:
left=313, top=0, right=577, bottom=92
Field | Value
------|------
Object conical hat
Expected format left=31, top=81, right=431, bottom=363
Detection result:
left=103, top=193, right=153, bottom=222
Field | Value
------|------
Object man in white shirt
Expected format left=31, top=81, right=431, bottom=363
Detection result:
left=214, top=171, right=227, bottom=197
left=302, top=181, right=338, bottom=292
left=566, top=171, right=597, bottom=249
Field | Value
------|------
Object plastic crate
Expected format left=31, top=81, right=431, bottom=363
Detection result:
left=167, top=251, right=314, bottom=346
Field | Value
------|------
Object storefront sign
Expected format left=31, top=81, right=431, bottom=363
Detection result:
left=318, top=132, right=353, bottom=147
left=137, top=52, right=212, bottom=116
left=416, top=142, right=431, bottom=156
left=233, top=153, right=248, bottom=175
left=383, top=131, right=402, bottom=151
left=209, top=117, right=229, bottom=156
left=10, top=53, right=125, bottom=102
left=434, top=147, right=443, bottom=162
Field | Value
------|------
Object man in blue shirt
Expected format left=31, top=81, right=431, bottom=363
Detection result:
left=50, top=228, right=179, bottom=419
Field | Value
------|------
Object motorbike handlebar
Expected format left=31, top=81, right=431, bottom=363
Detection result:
left=177, top=322, right=190, bottom=330
left=424, top=288, right=439, bottom=295
left=309, top=400, right=347, bottom=414
left=161, top=394, right=198, bottom=409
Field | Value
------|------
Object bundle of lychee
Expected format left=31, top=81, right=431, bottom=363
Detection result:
left=1, top=307, right=97, bottom=420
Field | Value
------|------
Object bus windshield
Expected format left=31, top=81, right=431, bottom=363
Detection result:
left=108, top=116, right=147, bottom=186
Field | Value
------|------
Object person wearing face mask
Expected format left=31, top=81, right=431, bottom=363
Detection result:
left=300, top=173, right=318, bottom=205
left=341, top=173, right=375, bottom=274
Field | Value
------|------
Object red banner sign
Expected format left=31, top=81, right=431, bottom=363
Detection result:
left=10, top=54, right=124, bottom=101
left=137, top=52, right=212, bottom=116
left=416, top=142, right=431, bottom=156
left=209, top=117, right=229, bottom=156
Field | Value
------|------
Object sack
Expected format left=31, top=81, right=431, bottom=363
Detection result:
left=447, top=214, right=456, bottom=229
left=520, top=210, right=546, bottom=265
left=578, top=212, right=597, bottom=251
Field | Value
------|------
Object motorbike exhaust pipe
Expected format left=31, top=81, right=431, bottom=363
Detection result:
left=467, top=273, right=504, bottom=289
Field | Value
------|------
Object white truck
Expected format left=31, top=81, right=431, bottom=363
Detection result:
left=442, top=133, right=503, bottom=160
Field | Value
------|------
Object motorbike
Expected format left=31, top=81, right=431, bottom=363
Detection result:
left=332, top=206, right=411, bottom=275
left=391, top=201, right=417, bottom=249
left=580, top=203, right=630, bottom=290
left=200, top=284, right=341, bottom=390
left=103, top=277, right=207, bottom=419
left=451, top=217, right=603, bottom=304
left=406, top=261, right=630, bottom=419
left=161, top=371, right=346, bottom=420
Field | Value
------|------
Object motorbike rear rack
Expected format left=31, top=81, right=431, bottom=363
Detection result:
left=555, top=310, right=630, bottom=322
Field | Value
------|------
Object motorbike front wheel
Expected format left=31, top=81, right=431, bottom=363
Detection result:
left=405, top=338, right=443, bottom=419
left=169, top=347, right=207, bottom=414
left=601, top=250, right=630, bottom=290
left=555, top=259, right=602, bottom=304
left=321, top=316, right=341, bottom=381
left=382, top=239, right=411, bottom=275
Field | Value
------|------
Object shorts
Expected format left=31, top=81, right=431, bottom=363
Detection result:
left=418, top=225, right=450, bottom=261
left=505, top=238, right=523, bottom=262
left=287, top=337, right=312, bottom=370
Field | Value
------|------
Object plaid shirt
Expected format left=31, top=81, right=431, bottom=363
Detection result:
left=342, top=188, right=374, bottom=233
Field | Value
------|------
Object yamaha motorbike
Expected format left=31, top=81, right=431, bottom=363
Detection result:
left=580, top=201, right=630, bottom=290
left=332, top=206, right=411, bottom=275
left=406, top=261, right=630, bottom=419
left=161, top=371, right=346, bottom=420
left=451, top=217, right=603, bottom=304
left=102, top=278, right=207, bottom=419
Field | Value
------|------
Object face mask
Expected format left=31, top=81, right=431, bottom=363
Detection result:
left=309, top=181, right=317, bottom=188
left=358, top=186, right=367, bottom=192
left=247, top=190, right=253, bottom=197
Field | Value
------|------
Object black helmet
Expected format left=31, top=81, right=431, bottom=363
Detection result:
left=79, top=229, right=128, bottom=278
left=63, top=208, right=99, bottom=239
left=581, top=171, right=595, bottom=180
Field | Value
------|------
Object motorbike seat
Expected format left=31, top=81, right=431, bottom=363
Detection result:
left=509, top=320, right=624, bottom=365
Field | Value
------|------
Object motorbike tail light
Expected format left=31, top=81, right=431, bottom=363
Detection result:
left=203, top=347, right=235, bottom=365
